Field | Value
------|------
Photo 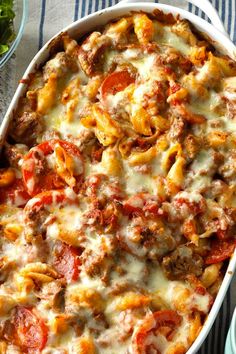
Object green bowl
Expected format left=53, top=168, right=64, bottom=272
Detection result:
left=0, top=0, right=28, bottom=69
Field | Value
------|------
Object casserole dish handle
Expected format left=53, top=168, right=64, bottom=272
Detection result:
left=117, top=0, right=228, bottom=37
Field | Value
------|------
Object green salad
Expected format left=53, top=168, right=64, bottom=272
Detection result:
left=0, top=0, right=15, bottom=55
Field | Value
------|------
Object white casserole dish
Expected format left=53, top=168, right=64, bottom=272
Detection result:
left=1, top=0, right=236, bottom=353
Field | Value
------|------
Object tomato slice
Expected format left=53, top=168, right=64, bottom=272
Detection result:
left=100, top=70, right=135, bottom=98
left=22, top=140, right=84, bottom=196
left=132, top=310, right=182, bottom=354
left=13, top=306, right=48, bottom=351
left=0, top=179, right=30, bottom=207
left=205, top=238, right=236, bottom=264
left=53, top=242, right=82, bottom=282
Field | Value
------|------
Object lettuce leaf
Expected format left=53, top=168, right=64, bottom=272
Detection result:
left=0, top=0, right=15, bottom=56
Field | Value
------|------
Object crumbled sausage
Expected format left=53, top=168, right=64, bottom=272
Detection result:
left=219, top=151, right=236, bottom=181
left=34, top=280, right=65, bottom=312
left=158, top=47, right=192, bottom=75
left=24, top=206, right=50, bottom=239
left=3, top=143, right=28, bottom=168
left=225, top=98, right=236, bottom=119
left=162, top=245, right=204, bottom=280
left=78, top=32, right=111, bottom=76
left=108, top=281, right=143, bottom=296
left=162, top=191, right=206, bottom=222
left=9, top=112, right=44, bottom=146
left=147, top=233, right=177, bottom=260
left=81, top=248, right=113, bottom=284
left=76, top=129, right=96, bottom=151
left=183, top=134, right=201, bottom=160
left=168, top=116, right=185, bottom=142
left=118, top=215, right=176, bottom=261
left=23, top=234, right=50, bottom=264
left=0, top=256, right=15, bottom=284
left=41, top=129, right=61, bottom=141
left=43, top=52, right=78, bottom=81
left=203, top=179, right=228, bottom=199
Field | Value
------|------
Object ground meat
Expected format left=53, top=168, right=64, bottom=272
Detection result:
left=212, top=150, right=224, bottom=166
left=34, top=280, right=66, bottom=312
left=23, top=234, right=50, bottom=263
left=108, top=281, right=144, bottom=296
left=0, top=320, right=15, bottom=344
left=107, top=57, right=138, bottom=78
left=161, top=245, right=204, bottom=280
left=78, top=32, right=111, bottom=76
left=3, top=143, right=28, bottom=168
left=147, top=233, right=177, bottom=260
left=162, top=191, right=206, bottom=222
left=87, top=313, right=109, bottom=336
left=82, top=174, right=124, bottom=205
left=143, top=80, right=168, bottom=115
left=75, top=129, right=96, bottom=151
left=24, top=206, right=50, bottom=240
left=203, top=179, right=228, bottom=199
left=171, top=104, right=206, bottom=125
left=84, top=203, right=120, bottom=234
left=43, top=52, right=78, bottom=81
left=81, top=248, right=114, bottom=284
left=0, top=257, right=15, bottom=284
left=226, top=98, right=236, bottom=119
left=41, top=129, right=61, bottom=141
left=118, top=217, right=176, bottom=261
left=158, top=47, right=192, bottom=76
left=218, top=151, right=236, bottom=181
left=168, top=116, right=185, bottom=142
left=31, top=150, right=48, bottom=176
left=91, top=142, right=104, bottom=163
left=199, top=204, right=236, bottom=240
left=9, top=111, right=44, bottom=146
left=183, top=134, right=201, bottom=160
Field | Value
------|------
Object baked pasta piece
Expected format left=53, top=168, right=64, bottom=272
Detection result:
left=0, top=10, right=236, bottom=354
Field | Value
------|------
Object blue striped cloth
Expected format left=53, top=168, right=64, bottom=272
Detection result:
left=0, top=1, right=235, bottom=353
left=38, top=0, right=236, bottom=47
